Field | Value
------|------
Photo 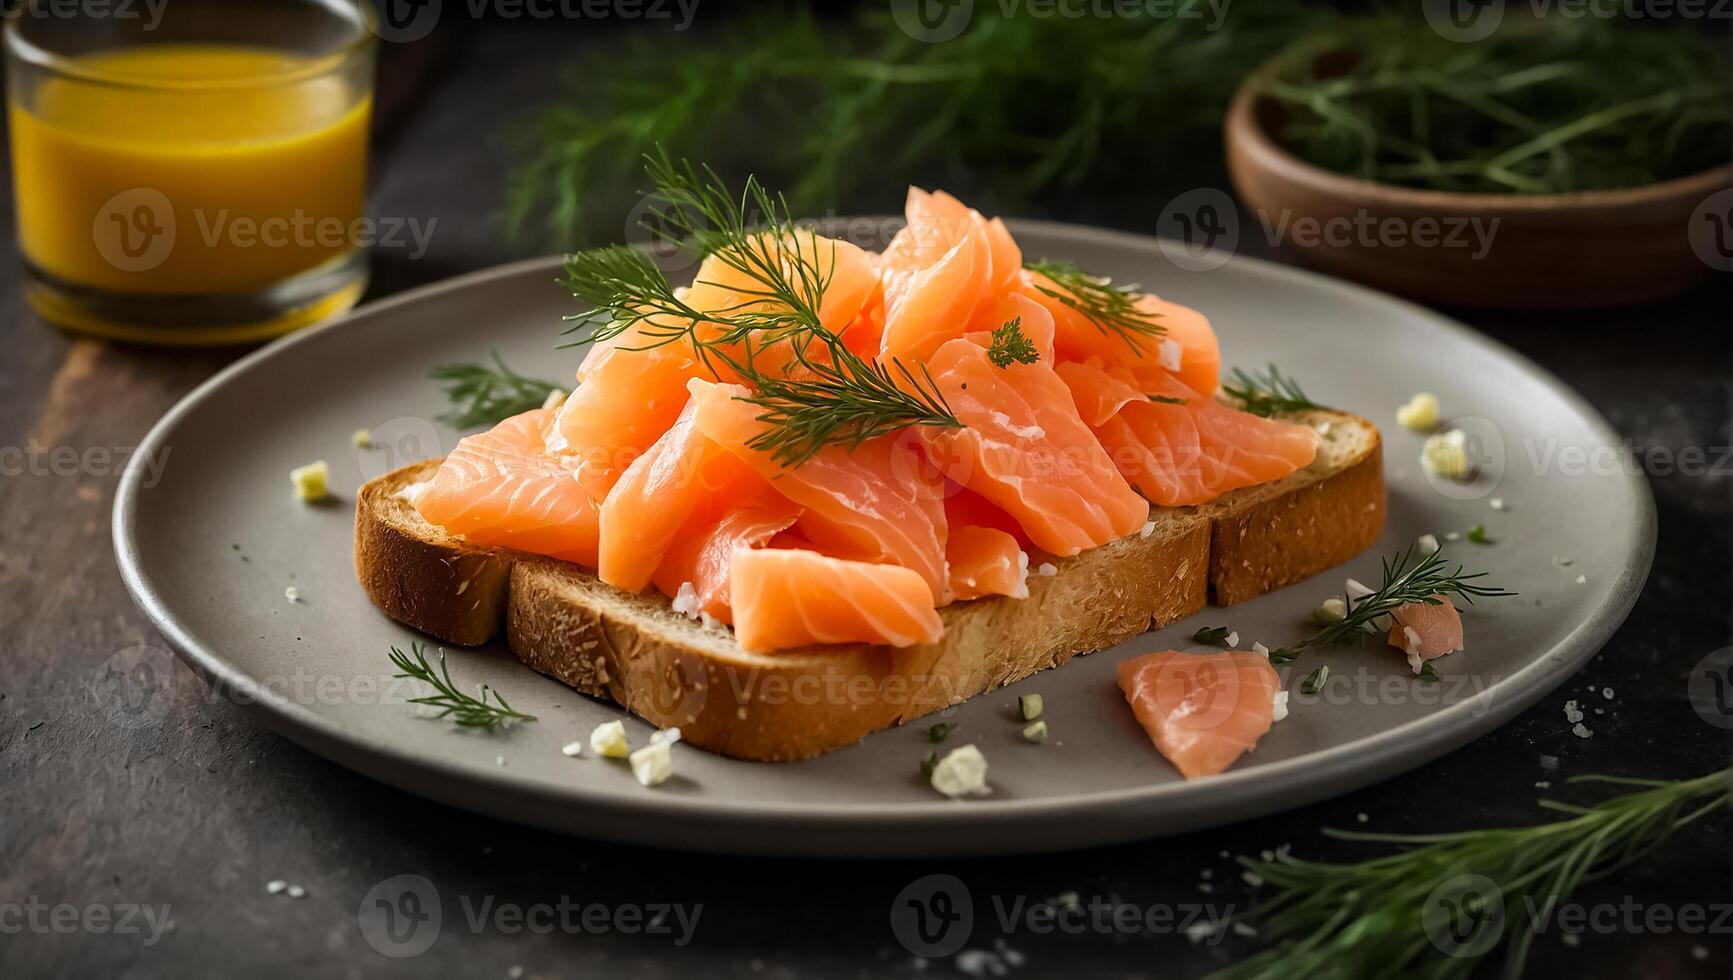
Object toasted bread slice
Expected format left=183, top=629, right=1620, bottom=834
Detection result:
left=355, top=410, right=1383, bottom=760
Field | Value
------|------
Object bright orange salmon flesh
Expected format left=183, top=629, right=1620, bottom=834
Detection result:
left=414, top=189, right=1324, bottom=651
left=1117, top=651, right=1283, bottom=779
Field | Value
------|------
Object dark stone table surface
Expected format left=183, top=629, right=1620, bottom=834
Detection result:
left=3, top=18, right=1728, bottom=980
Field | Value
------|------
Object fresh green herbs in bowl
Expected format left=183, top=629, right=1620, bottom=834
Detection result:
left=1254, top=17, right=1731, bottom=195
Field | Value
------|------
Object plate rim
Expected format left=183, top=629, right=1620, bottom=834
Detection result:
left=112, top=224, right=1657, bottom=854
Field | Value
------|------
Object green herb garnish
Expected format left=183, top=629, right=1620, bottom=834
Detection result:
left=1215, top=768, right=1733, bottom=980
left=560, top=151, right=959, bottom=466
left=1149, top=394, right=1189, bottom=406
left=1417, top=661, right=1441, bottom=682
left=1194, top=625, right=1231, bottom=645
left=987, top=317, right=1040, bottom=367
left=1258, top=18, right=1732, bottom=196
left=430, top=352, right=563, bottom=429
left=1266, top=546, right=1512, bottom=665
left=388, top=643, right=537, bottom=729
left=1024, top=258, right=1164, bottom=352
left=1299, top=665, right=1329, bottom=696
left=927, top=722, right=958, bottom=743
left=1468, top=524, right=1492, bottom=545
left=920, top=750, right=940, bottom=781
left=1222, top=364, right=1318, bottom=418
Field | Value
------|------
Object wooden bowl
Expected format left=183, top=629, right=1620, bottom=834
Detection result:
left=1224, top=78, right=1731, bottom=311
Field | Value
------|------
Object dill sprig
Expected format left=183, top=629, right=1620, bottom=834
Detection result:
left=1267, top=546, right=1513, bottom=665
left=388, top=643, right=537, bottom=729
left=1222, top=364, right=1319, bottom=418
left=987, top=316, right=1040, bottom=368
left=1214, top=768, right=1733, bottom=980
left=429, top=352, right=562, bottom=429
left=560, top=152, right=959, bottom=465
left=1024, top=258, right=1165, bottom=353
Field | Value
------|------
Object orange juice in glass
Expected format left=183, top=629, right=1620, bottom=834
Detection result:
left=5, top=0, right=375, bottom=344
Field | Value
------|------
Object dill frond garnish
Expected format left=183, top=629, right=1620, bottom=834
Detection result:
left=1024, top=258, right=1165, bottom=352
left=429, top=352, right=563, bottom=429
left=1222, top=364, right=1319, bottom=418
left=389, top=643, right=537, bottom=729
left=560, top=151, right=960, bottom=466
left=987, top=316, right=1040, bottom=368
left=1214, top=768, right=1733, bottom=980
left=1266, top=545, right=1513, bottom=665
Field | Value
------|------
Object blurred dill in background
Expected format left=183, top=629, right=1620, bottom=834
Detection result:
left=503, top=1, right=1730, bottom=248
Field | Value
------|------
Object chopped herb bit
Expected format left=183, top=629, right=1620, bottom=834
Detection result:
left=1018, top=693, right=1044, bottom=721
left=1222, top=364, right=1319, bottom=418
left=927, top=721, right=958, bottom=743
left=388, top=643, right=537, bottom=729
left=987, top=316, right=1041, bottom=367
left=1417, top=661, right=1441, bottom=682
left=1300, top=665, right=1329, bottom=696
left=1268, top=646, right=1301, bottom=666
left=1194, top=625, right=1231, bottom=645
left=1467, top=524, right=1492, bottom=544
left=1149, top=394, right=1189, bottom=405
left=1023, top=720, right=1050, bottom=743
left=920, top=750, right=940, bottom=781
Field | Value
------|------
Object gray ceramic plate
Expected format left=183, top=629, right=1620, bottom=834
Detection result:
left=114, top=222, right=1654, bottom=857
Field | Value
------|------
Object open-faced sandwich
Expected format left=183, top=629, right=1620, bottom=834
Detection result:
left=355, top=159, right=1386, bottom=766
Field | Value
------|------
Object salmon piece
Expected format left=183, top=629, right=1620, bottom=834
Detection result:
left=598, top=400, right=763, bottom=592
left=731, top=547, right=943, bottom=650
left=965, top=292, right=1056, bottom=364
left=879, top=189, right=1002, bottom=361
left=1117, top=651, right=1282, bottom=779
left=921, top=338, right=1149, bottom=556
left=551, top=337, right=707, bottom=494
left=684, top=230, right=881, bottom=339
left=686, top=378, right=952, bottom=600
left=652, top=501, right=802, bottom=624
left=1057, top=360, right=1318, bottom=507
left=943, top=484, right=1031, bottom=547
left=1018, top=271, right=1221, bottom=395
left=947, top=525, right=1028, bottom=601
left=414, top=408, right=601, bottom=566
left=1386, top=596, right=1465, bottom=673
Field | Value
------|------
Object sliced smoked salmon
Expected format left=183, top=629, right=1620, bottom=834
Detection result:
left=415, top=408, right=601, bottom=566
left=921, top=338, right=1149, bottom=556
left=947, top=525, right=1028, bottom=601
left=652, top=502, right=802, bottom=624
left=1058, top=360, right=1319, bottom=508
left=731, top=547, right=943, bottom=650
left=1019, top=270, right=1221, bottom=396
left=1116, top=651, right=1282, bottom=779
left=1386, top=596, right=1465, bottom=673
left=686, top=378, right=952, bottom=600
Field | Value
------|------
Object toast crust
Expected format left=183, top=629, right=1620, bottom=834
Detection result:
left=354, top=411, right=1383, bottom=761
